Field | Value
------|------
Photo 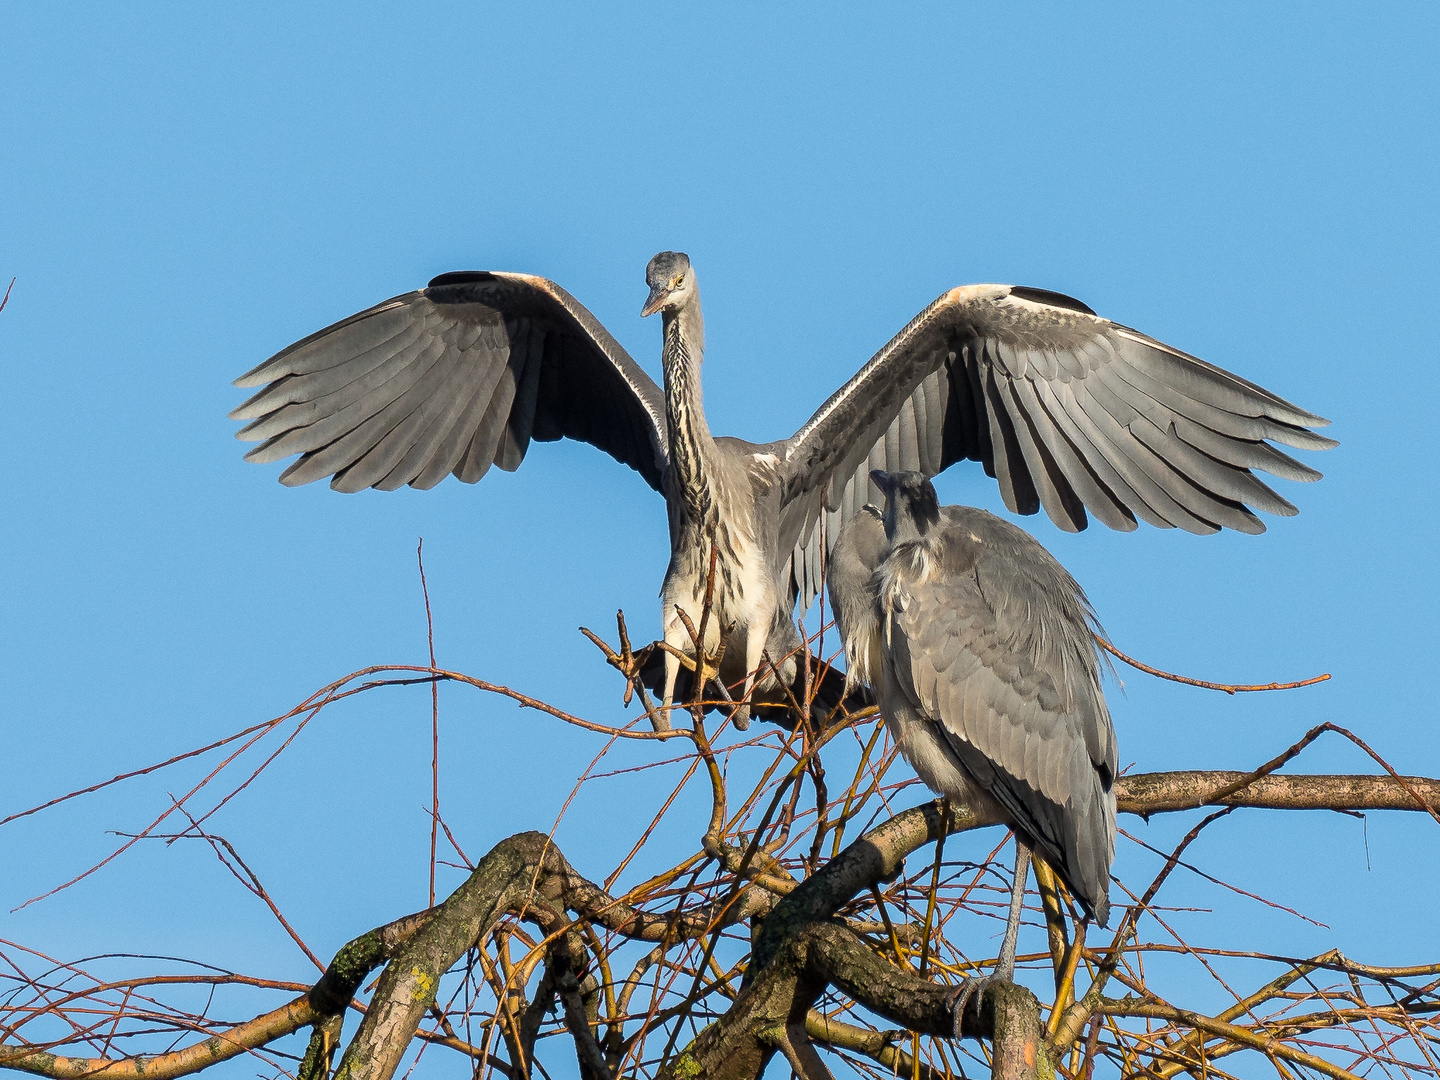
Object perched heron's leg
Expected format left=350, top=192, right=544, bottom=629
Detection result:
left=730, top=623, right=766, bottom=731
left=656, top=612, right=685, bottom=733
left=656, top=653, right=677, bottom=732
left=995, top=838, right=1032, bottom=982
left=947, top=837, right=1033, bottom=1036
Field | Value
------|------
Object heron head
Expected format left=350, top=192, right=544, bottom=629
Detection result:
left=871, top=470, right=940, bottom=543
left=641, top=251, right=694, bottom=317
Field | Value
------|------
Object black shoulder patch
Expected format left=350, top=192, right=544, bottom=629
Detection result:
left=1008, top=286, right=1096, bottom=316
left=427, top=270, right=498, bottom=289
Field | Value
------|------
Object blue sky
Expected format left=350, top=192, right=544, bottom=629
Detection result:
left=1, top=3, right=1437, bottom=1076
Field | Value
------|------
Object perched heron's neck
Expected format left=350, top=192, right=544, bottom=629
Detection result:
left=884, top=510, right=925, bottom=546
left=662, top=300, right=720, bottom=522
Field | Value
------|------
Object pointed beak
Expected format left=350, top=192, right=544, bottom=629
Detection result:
left=869, top=470, right=893, bottom=495
left=641, top=285, right=670, bottom=318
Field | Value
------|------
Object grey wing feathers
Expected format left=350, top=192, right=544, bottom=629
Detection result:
left=231, top=272, right=670, bottom=493
left=781, top=284, right=1334, bottom=611
left=886, top=509, right=1117, bottom=922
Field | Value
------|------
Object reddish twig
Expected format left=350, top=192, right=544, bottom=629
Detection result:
left=10, top=713, right=307, bottom=912
left=10, top=660, right=693, bottom=908
left=146, top=801, right=324, bottom=972
left=434, top=810, right=473, bottom=871
left=1097, top=637, right=1330, bottom=694
left=0, top=720, right=278, bottom=827
left=1116, top=826, right=1328, bottom=928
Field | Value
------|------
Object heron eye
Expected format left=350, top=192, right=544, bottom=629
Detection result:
left=675, top=275, right=685, bottom=287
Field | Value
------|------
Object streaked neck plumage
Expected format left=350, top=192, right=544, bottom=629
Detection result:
left=661, top=291, right=720, bottom=527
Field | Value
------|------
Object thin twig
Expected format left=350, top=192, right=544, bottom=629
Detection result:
left=1097, top=637, right=1331, bottom=694
left=418, top=539, right=441, bottom=909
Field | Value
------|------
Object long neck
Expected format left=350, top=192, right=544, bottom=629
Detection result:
left=662, top=298, right=721, bottom=525
left=884, top=505, right=925, bottom=546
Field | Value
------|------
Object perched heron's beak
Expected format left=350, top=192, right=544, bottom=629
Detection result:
left=869, top=469, right=894, bottom=495
left=640, top=284, right=670, bottom=318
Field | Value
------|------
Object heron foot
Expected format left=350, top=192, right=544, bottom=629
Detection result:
left=731, top=703, right=752, bottom=730
left=945, top=972, right=1008, bottom=1038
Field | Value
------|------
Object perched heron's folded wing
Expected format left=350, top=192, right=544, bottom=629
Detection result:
left=231, top=272, right=669, bottom=493
left=777, top=284, right=1334, bottom=610
left=884, top=518, right=1116, bottom=923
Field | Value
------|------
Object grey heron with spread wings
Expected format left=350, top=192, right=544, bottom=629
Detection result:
left=232, top=251, right=1332, bottom=728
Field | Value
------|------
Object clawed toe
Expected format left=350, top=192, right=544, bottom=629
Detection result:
left=945, top=973, right=1005, bottom=1038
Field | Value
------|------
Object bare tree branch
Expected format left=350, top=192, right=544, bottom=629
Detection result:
left=2, top=620, right=1435, bottom=1080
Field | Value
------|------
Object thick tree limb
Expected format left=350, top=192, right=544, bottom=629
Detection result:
left=297, top=1015, right=345, bottom=1080
left=988, top=984, right=1049, bottom=1080
left=747, top=769, right=1440, bottom=967
left=1116, top=771, right=1440, bottom=815
left=332, top=836, right=548, bottom=1080
left=803, top=1012, right=944, bottom=1079
left=731, top=769, right=1440, bottom=1080
left=754, top=800, right=998, bottom=971
left=0, top=998, right=318, bottom=1080
left=661, top=919, right=1025, bottom=1080
left=328, top=831, right=780, bottom=1080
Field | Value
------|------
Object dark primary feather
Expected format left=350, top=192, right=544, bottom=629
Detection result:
left=877, top=504, right=1117, bottom=923
left=231, top=272, right=670, bottom=493
left=780, top=284, right=1334, bottom=611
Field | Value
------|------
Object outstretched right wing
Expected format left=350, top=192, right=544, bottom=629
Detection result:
left=779, top=284, right=1336, bottom=611
left=232, top=271, right=670, bottom=494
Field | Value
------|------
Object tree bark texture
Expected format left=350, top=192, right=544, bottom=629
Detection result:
left=1117, top=771, right=1439, bottom=814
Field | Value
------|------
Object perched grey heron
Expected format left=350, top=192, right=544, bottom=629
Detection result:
left=830, top=470, right=1115, bottom=1005
left=232, top=252, right=1332, bottom=728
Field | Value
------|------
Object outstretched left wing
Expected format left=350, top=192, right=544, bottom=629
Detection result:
left=232, top=271, right=670, bottom=494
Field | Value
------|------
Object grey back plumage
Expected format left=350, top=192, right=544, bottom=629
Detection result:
left=833, top=472, right=1117, bottom=924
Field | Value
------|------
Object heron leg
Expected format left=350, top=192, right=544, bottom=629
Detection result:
left=996, top=838, right=1032, bottom=982
left=655, top=653, right=677, bottom=732
left=947, top=836, right=1033, bottom=1037
left=730, top=626, right=765, bottom=731
left=656, top=617, right=683, bottom=733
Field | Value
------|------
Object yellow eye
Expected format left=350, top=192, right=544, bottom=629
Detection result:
left=675, top=275, right=685, bottom=287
